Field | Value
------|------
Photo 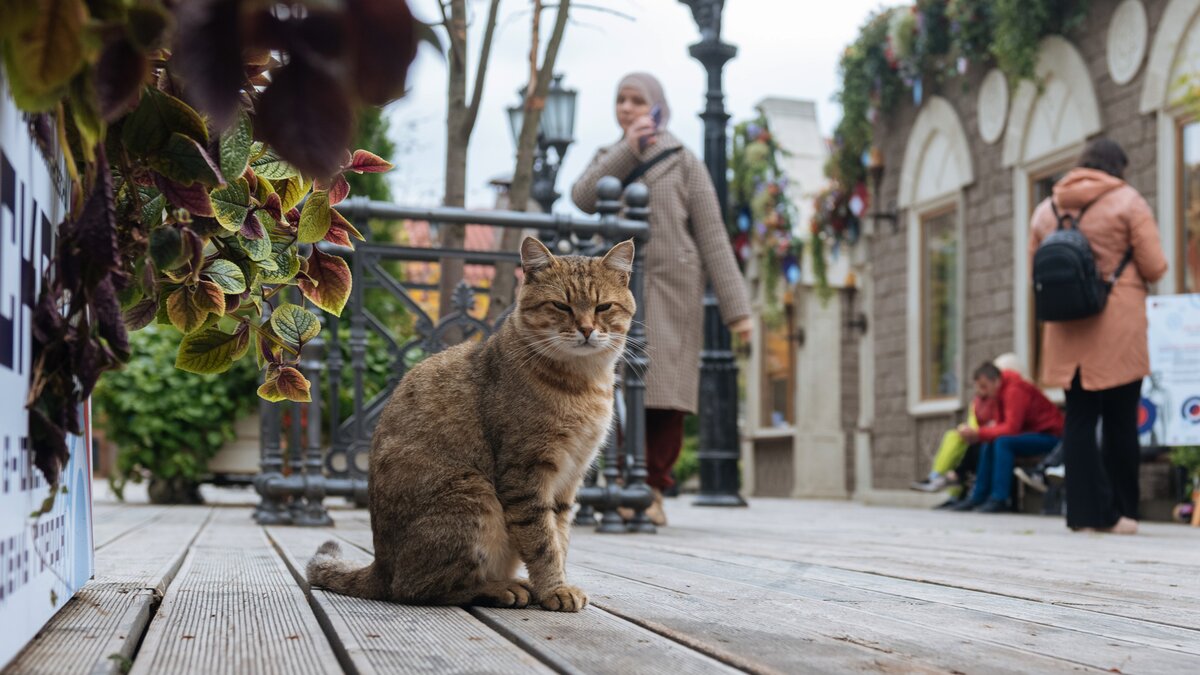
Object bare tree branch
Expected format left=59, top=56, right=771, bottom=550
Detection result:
left=464, top=0, right=502, bottom=135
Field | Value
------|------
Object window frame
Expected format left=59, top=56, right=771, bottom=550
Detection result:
left=1176, top=117, right=1200, bottom=295
left=906, top=193, right=966, bottom=417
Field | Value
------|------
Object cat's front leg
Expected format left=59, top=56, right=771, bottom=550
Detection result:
left=502, top=491, right=587, bottom=612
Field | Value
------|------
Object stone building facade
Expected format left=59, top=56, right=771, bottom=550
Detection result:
left=846, top=0, right=1198, bottom=502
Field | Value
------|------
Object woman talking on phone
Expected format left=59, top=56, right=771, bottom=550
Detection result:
left=572, top=72, right=751, bottom=526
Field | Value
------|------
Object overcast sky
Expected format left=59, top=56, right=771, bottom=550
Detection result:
left=384, top=0, right=901, bottom=211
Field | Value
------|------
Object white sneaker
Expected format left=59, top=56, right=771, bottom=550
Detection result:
left=1044, top=464, right=1065, bottom=485
left=910, top=474, right=949, bottom=492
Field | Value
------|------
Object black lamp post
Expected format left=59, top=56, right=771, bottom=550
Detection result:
left=681, top=0, right=746, bottom=507
left=506, top=74, right=578, bottom=215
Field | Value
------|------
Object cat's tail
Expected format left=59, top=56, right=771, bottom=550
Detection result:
left=306, top=540, right=389, bottom=600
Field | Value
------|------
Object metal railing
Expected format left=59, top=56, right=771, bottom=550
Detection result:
left=253, top=177, right=659, bottom=532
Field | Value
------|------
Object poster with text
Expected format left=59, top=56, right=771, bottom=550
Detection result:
left=0, top=70, right=94, bottom=669
left=1146, top=294, right=1200, bottom=447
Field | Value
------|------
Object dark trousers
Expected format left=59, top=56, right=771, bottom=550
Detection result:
left=1063, top=370, right=1143, bottom=529
left=645, top=408, right=686, bottom=491
left=968, top=433, right=1060, bottom=504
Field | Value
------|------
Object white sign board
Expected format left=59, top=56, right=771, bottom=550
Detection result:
left=0, top=72, right=94, bottom=669
left=1146, top=294, right=1200, bottom=447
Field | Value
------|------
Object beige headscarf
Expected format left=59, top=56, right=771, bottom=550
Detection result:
left=617, top=72, right=671, bottom=129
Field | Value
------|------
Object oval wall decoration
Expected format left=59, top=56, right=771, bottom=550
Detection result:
left=977, top=69, right=1009, bottom=145
left=1107, top=0, right=1148, bottom=86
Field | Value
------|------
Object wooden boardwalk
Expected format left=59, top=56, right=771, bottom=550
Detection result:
left=5, top=488, right=1199, bottom=674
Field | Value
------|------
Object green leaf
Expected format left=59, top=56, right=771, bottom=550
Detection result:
left=166, top=286, right=207, bottom=334
left=0, top=1, right=39, bottom=41
left=297, top=191, right=331, bottom=243
left=270, top=303, right=320, bottom=345
left=249, top=145, right=300, bottom=180
left=149, top=226, right=183, bottom=270
left=176, top=327, right=251, bottom=374
left=123, top=298, right=157, bottom=331
left=260, top=240, right=299, bottom=284
left=3, top=0, right=88, bottom=110
left=203, top=259, right=246, bottom=294
left=121, top=87, right=208, bottom=156
left=151, top=133, right=222, bottom=187
left=298, top=247, right=351, bottom=315
left=276, top=175, right=311, bottom=212
left=219, top=111, right=253, bottom=182
left=238, top=231, right=272, bottom=262
left=141, top=193, right=166, bottom=229
left=192, top=280, right=226, bottom=318
left=210, top=178, right=249, bottom=231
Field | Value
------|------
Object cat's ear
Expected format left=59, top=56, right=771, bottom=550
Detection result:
left=601, top=239, right=635, bottom=276
left=521, top=237, right=555, bottom=279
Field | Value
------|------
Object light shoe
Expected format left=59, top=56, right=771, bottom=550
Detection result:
left=617, top=488, right=667, bottom=526
left=1014, top=467, right=1048, bottom=493
left=910, top=474, right=950, bottom=492
left=1044, top=464, right=1065, bottom=485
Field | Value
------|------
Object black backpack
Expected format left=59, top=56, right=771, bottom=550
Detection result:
left=1032, top=190, right=1133, bottom=322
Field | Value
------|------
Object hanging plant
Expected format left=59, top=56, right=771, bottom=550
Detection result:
left=728, top=116, right=801, bottom=324
left=991, top=0, right=1090, bottom=84
left=0, top=0, right=421, bottom=489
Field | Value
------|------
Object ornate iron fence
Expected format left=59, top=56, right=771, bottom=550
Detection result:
left=253, top=177, right=659, bottom=532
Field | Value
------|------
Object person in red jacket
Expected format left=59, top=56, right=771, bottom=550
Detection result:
left=951, top=362, right=1064, bottom=513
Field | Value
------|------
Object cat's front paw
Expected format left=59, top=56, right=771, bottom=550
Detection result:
left=538, top=584, right=588, bottom=612
left=475, top=579, right=533, bottom=608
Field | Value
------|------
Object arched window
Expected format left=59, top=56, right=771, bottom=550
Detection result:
left=900, top=97, right=974, bottom=415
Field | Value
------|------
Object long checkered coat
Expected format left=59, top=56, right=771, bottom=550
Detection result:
left=572, top=131, right=751, bottom=413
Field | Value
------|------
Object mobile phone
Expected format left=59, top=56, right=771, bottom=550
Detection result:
left=640, top=104, right=662, bottom=151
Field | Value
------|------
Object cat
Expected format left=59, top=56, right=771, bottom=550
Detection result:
left=307, top=237, right=635, bottom=612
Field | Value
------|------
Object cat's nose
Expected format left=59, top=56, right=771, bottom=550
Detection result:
left=579, top=326, right=595, bottom=341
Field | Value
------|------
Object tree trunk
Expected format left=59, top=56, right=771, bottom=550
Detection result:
left=438, top=0, right=469, bottom=318
left=486, top=0, right=571, bottom=322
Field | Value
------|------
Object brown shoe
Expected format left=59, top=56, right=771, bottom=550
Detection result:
left=644, top=488, right=667, bottom=527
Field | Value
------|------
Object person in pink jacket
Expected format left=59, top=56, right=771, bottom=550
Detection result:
left=1030, top=139, right=1168, bottom=534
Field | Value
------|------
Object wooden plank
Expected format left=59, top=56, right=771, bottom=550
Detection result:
left=4, top=507, right=212, bottom=675
left=572, top=541, right=1200, bottom=673
left=128, top=510, right=342, bottom=675
left=333, top=526, right=740, bottom=675
left=92, top=504, right=172, bottom=549
left=267, top=525, right=552, bottom=675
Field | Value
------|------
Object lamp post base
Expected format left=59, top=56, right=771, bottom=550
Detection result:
left=693, top=493, right=747, bottom=507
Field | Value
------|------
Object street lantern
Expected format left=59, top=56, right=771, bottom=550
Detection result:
left=505, top=73, right=577, bottom=214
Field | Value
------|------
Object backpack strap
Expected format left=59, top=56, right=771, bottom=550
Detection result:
left=622, top=146, right=683, bottom=188
left=1107, top=247, right=1135, bottom=287
left=1049, top=186, right=1120, bottom=231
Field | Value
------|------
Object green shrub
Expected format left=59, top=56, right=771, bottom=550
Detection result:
left=1171, top=446, right=1200, bottom=484
left=94, top=325, right=260, bottom=501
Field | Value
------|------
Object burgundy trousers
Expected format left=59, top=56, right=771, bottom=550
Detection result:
left=645, top=408, right=687, bottom=491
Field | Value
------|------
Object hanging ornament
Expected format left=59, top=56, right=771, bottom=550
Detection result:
left=957, top=56, right=968, bottom=75
left=913, top=77, right=923, bottom=106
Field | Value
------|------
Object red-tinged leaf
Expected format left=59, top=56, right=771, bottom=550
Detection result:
left=94, top=36, right=148, bottom=122
left=345, top=0, right=418, bottom=106
left=347, top=149, right=394, bottom=174
left=330, top=208, right=364, bottom=240
left=167, top=286, right=207, bottom=333
left=328, top=173, right=350, bottom=205
left=298, top=247, right=352, bottom=316
left=224, top=293, right=241, bottom=314
left=286, top=208, right=301, bottom=225
left=123, top=297, right=157, bottom=331
left=193, top=280, right=226, bottom=317
left=60, top=149, right=118, bottom=291
left=93, top=277, right=130, bottom=361
left=154, top=173, right=215, bottom=217
left=257, top=60, right=353, bottom=178
left=152, top=132, right=224, bottom=187
left=274, top=366, right=311, bottom=402
left=262, top=192, right=282, bottom=221
left=240, top=212, right=265, bottom=239
left=323, top=222, right=352, bottom=248
left=171, top=0, right=243, bottom=129
left=175, top=326, right=250, bottom=374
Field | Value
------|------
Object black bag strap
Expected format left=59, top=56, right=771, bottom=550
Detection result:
left=1047, top=188, right=1134, bottom=286
left=622, top=146, right=682, bottom=187
left=1049, top=187, right=1117, bottom=231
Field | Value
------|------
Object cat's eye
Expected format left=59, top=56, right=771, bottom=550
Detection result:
left=552, top=301, right=572, bottom=313
left=595, top=303, right=612, bottom=313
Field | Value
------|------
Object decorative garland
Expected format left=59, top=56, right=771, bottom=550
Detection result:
left=818, top=0, right=1091, bottom=275
left=728, top=116, right=801, bottom=323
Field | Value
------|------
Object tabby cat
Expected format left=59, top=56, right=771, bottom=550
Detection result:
left=307, top=237, right=635, bottom=612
